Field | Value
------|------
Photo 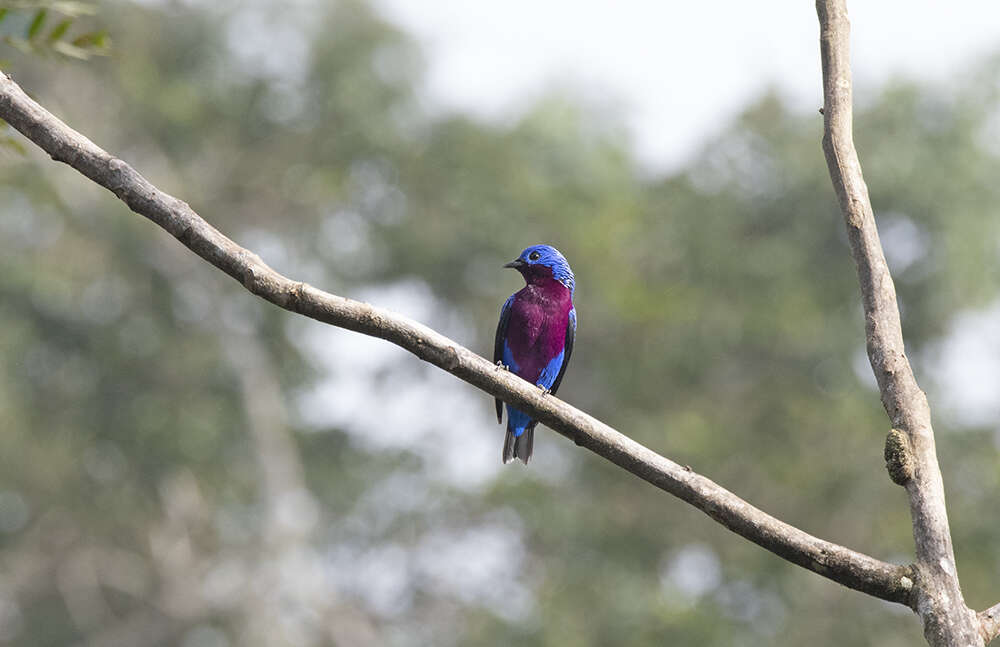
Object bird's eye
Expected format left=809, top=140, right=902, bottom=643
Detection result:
left=528, top=251, right=541, bottom=261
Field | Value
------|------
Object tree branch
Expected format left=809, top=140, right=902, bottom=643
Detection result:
left=0, top=69, right=916, bottom=606
left=980, top=603, right=1000, bottom=645
left=816, top=1, right=982, bottom=644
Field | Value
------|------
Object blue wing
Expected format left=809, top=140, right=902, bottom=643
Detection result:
left=548, top=307, right=576, bottom=396
left=494, top=295, right=515, bottom=423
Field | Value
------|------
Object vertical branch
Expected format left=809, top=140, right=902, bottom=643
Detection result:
left=815, top=1, right=982, bottom=644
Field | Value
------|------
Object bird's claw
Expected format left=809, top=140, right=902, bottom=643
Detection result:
left=538, top=385, right=551, bottom=396
left=495, top=360, right=509, bottom=372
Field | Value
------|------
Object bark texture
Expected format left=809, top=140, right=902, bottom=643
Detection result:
left=981, top=603, right=1000, bottom=645
left=816, top=1, right=985, bottom=644
left=0, top=69, right=917, bottom=607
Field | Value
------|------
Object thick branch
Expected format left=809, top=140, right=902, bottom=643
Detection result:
left=816, top=1, right=981, bottom=644
left=0, top=69, right=914, bottom=606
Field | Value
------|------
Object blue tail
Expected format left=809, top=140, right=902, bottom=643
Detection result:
left=503, top=425, right=535, bottom=464
left=503, top=407, right=536, bottom=464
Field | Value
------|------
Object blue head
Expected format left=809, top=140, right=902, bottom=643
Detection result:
left=504, top=244, right=575, bottom=293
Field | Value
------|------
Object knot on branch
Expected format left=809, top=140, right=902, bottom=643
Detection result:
left=444, top=346, right=460, bottom=370
left=884, top=428, right=914, bottom=486
left=288, top=281, right=309, bottom=312
left=242, top=264, right=259, bottom=292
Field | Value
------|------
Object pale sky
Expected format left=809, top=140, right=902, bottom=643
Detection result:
left=374, top=1, right=1000, bottom=172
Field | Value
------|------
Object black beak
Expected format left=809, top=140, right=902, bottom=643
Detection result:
left=504, top=258, right=526, bottom=270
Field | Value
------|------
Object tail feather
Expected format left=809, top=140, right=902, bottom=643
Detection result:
left=503, top=425, right=535, bottom=464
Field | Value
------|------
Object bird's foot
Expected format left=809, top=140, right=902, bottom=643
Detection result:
left=495, top=360, right=509, bottom=372
left=537, top=384, right=552, bottom=396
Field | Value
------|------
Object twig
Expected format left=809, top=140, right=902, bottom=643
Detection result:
left=816, top=0, right=982, bottom=644
left=980, top=602, right=1000, bottom=645
left=0, top=68, right=917, bottom=606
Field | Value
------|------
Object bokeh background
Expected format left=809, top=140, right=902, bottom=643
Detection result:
left=3, top=1, right=1000, bottom=646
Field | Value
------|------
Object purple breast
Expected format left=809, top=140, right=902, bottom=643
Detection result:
left=506, top=278, right=573, bottom=382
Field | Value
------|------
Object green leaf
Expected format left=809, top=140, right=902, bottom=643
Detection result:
left=0, top=9, right=9, bottom=25
left=47, top=18, right=71, bottom=43
left=3, top=35, right=34, bottom=54
left=51, top=39, right=89, bottom=59
left=26, top=8, right=46, bottom=40
left=71, top=29, right=108, bottom=51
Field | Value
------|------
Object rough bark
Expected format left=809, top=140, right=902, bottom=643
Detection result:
left=0, top=68, right=918, bottom=607
left=816, top=1, right=984, bottom=644
left=980, top=603, right=1000, bottom=645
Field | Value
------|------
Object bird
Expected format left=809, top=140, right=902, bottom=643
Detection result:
left=494, top=244, right=577, bottom=464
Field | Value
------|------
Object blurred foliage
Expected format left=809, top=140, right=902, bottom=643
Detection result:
left=2, top=1, right=1000, bottom=646
left=0, top=0, right=109, bottom=156
left=0, top=1, right=109, bottom=60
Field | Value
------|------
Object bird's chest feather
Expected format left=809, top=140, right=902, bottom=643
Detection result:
left=506, top=280, right=572, bottom=378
